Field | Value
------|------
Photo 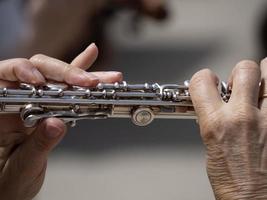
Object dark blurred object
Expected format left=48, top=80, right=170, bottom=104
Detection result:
left=259, top=9, right=267, bottom=59
left=65, top=0, right=169, bottom=65
left=11, top=0, right=168, bottom=66
left=71, top=0, right=169, bottom=66
left=112, top=0, right=168, bottom=20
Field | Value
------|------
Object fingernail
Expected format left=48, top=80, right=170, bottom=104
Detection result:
left=45, top=124, right=62, bottom=139
left=32, top=68, right=46, bottom=84
left=90, top=42, right=96, bottom=47
left=85, top=43, right=97, bottom=51
left=110, top=71, right=123, bottom=80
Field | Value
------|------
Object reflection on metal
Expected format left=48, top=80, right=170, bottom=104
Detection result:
left=0, top=81, right=229, bottom=127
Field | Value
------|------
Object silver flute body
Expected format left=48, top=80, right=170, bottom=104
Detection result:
left=0, top=81, right=230, bottom=127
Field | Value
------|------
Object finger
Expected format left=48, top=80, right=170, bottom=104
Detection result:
left=91, top=71, right=123, bottom=83
left=30, top=54, right=99, bottom=86
left=0, top=118, right=66, bottom=199
left=189, top=69, right=223, bottom=122
left=0, top=80, right=20, bottom=88
left=0, top=58, right=45, bottom=85
left=228, top=60, right=260, bottom=106
left=22, top=118, right=66, bottom=160
left=259, top=58, right=267, bottom=111
left=71, top=43, right=98, bottom=70
left=0, top=145, right=14, bottom=171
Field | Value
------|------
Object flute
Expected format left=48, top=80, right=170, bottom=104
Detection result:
left=0, top=81, right=230, bottom=127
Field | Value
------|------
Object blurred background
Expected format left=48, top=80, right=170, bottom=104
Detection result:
left=1, top=0, right=267, bottom=199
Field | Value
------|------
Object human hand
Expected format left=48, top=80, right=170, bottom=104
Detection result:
left=189, top=59, right=267, bottom=199
left=113, top=0, right=168, bottom=20
left=0, top=43, right=122, bottom=200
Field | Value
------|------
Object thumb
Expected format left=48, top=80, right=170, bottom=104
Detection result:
left=1, top=118, right=66, bottom=199
left=19, top=118, right=66, bottom=178
left=26, top=118, right=66, bottom=156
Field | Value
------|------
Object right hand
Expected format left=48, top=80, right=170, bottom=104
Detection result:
left=0, top=43, right=123, bottom=200
left=189, top=59, right=267, bottom=199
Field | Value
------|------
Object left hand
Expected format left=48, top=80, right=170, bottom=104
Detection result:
left=0, top=43, right=123, bottom=200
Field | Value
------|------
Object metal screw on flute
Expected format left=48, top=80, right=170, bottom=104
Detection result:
left=220, top=81, right=231, bottom=102
left=131, top=107, right=155, bottom=126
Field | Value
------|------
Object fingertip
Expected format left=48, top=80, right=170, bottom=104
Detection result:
left=108, top=71, right=123, bottom=82
left=86, top=43, right=98, bottom=55
left=90, top=71, right=123, bottom=83
left=189, top=68, right=218, bottom=92
left=45, top=118, right=66, bottom=130
left=43, top=118, right=66, bottom=139
left=262, top=57, right=267, bottom=62
left=230, top=60, right=261, bottom=105
left=232, top=60, right=260, bottom=82
left=233, top=60, right=259, bottom=78
left=29, top=118, right=66, bottom=154
left=235, top=59, right=258, bottom=69
left=71, top=43, right=99, bottom=70
left=261, top=57, right=267, bottom=68
left=29, top=54, right=46, bottom=64
left=84, top=43, right=99, bottom=61
left=114, top=71, right=123, bottom=82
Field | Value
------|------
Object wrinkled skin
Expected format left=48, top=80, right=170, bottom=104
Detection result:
left=189, top=59, right=267, bottom=199
left=0, top=44, right=123, bottom=200
left=0, top=1, right=167, bottom=198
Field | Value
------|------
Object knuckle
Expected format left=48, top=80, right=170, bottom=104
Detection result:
left=201, top=119, right=215, bottom=136
left=261, top=57, right=267, bottom=66
left=201, top=116, right=222, bottom=142
left=1, top=59, right=34, bottom=81
left=12, top=58, right=33, bottom=68
left=192, top=68, right=213, bottom=81
left=227, top=104, right=258, bottom=128
left=234, top=60, right=259, bottom=72
left=63, top=64, right=76, bottom=77
left=30, top=54, right=46, bottom=63
left=190, top=68, right=214, bottom=89
left=114, top=72, right=123, bottom=82
left=200, top=104, right=259, bottom=143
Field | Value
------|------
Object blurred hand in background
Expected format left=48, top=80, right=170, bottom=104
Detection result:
left=12, top=0, right=168, bottom=64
